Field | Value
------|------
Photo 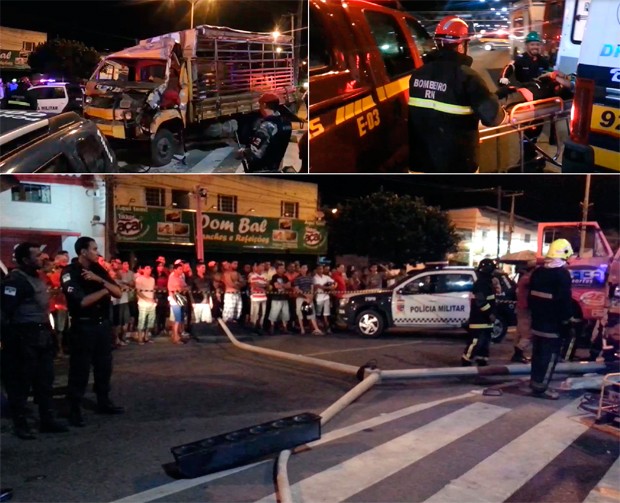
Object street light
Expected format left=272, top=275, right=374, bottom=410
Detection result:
left=173, top=0, right=203, bottom=29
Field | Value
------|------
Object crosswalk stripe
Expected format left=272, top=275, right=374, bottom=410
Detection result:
left=255, top=402, right=510, bottom=503
left=423, top=398, right=590, bottom=503
left=583, top=456, right=620, bottom=503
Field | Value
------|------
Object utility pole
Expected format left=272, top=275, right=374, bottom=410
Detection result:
left=579, top=174, right=592, bottom=256
left=504, top=191, right=524, bottom=254
left=105, top=177, right=117, bottom=259
left=496, top=186, right=502, bottom=260
left=195, top=186, right=206, bottom=261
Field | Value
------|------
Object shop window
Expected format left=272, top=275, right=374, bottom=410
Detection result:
left=218, top=194, right=237, bottom=213
left=281, top=201, right=299, bottom=218
left=145, top=187, right=165, bottom=207
left=11, top=183, right=51, bottom=203
left=171, top=189, right=191, bottom=209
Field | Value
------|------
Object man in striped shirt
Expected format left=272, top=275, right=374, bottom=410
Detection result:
left=248, top=263, right=268, bottom=333
left=293, top=264, right=323, bottom=336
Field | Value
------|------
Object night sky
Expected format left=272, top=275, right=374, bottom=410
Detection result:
left=1, top=0, right=306, bottom=52
left=297, top=175, right=619, bottom=235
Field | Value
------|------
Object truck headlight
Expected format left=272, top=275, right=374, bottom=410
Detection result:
left=123, top=111, right=133, bottom=120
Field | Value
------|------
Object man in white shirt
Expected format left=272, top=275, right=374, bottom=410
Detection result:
left=313, top=264, right=335, bottom=334
left=248, top=262, right=268, bottom=333
left=135, top=265, right=156, bottom=344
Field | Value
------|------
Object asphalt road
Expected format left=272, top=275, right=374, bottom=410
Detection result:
left=1, top=325, right=618, bottom=503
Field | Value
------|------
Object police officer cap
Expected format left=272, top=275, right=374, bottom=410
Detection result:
left=259, top=93, right=280, bottom=105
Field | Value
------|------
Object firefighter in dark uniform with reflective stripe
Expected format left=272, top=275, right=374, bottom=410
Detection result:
left=462, top=258, right=497, bottom=366
left=61, top=237, right=124, bottom=427
left=528, top=239, right=574, bottom=400
left=408, top=16, right=506, bottom=173
left=1, top=242, right=68, bottom=439
left=240, top=92, right=292, bottom=173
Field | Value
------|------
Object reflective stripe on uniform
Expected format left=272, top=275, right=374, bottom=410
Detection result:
left=469, top=323, right=493, bottom=329
left=487, top=295, right=495, bottom=300
left=408, top=97, right=474, bottom=115
left=531, top=290, right=553, bottom=299
left=480, top=304, right=491, bottom=312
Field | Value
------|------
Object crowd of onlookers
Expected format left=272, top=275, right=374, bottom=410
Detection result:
left=34, top=251, right=407, bottom=350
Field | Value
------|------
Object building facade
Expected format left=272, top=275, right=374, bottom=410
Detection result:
left=448, top=206, right=538, bottom=266
left=0, top=175, right=106, bottom=268
left=111, top=175, right=326, bottom=263
left=0, top=26, right=47, bottom=71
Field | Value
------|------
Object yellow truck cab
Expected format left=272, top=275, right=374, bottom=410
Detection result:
left=308, top=0, right=434, bottom=172
left=563, top=0, right=620, bottom=172
left=84, top=25, right=297, bottom=166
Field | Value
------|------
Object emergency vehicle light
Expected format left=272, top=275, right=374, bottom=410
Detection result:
left=569, top=77, right=595, bottom=145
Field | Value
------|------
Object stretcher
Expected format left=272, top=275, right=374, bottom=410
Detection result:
left=479, top=97, right=573, bottom=173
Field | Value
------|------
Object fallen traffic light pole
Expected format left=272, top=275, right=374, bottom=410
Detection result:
left=211, top=319, right=607, bottom=503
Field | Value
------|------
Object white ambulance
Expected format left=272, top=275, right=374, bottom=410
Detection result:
left=563, top=0, right=620, bottom=172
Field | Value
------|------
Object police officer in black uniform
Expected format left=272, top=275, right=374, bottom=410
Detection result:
left=61, top=237, right=124, bottom=427
left=239, top=92, right=293, bottom=173
left=462, top=258, right=497, bottom=366
left=1, top=242, right=68, bottom=439
left=408, top=16, right=506, bottom=173
left=528, top=239, right=574, bottom=400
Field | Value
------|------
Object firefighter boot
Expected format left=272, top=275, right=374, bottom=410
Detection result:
left=40, top=411, right=69, bottom=433
left=511, top=347, right=531, bottom=364
left=13, top=416, right=36, bottom=440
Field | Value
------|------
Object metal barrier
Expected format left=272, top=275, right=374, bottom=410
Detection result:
left=480, top=97, right=573, bottom=172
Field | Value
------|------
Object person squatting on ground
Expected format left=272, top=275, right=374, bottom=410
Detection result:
left=221, top=261, right=244, bottom=323
left=528, top=239, right=574, bottom=400
left=408, top=16, right=506, bottom=173
left=293, top=264, right=323, bottom=336
left=269, top=263, right=291, bottom=335
left=511, top=260, right=537, bottom=364
left=462, top=259, right=497, bottom=366
left=190, top=260, right=213, bottom=325
left=1, top=242, right=69, bottom=439
left=238, top=93, right=293, bottom=173
left=61, top=237, right=125, bottom=427
left=135, top=264, right=156, bottom=344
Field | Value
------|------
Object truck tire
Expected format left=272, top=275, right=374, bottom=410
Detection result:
left=151, top=129, right=179, bottom=167
left=491, top=315, right=508, bottom=343
left=355, top=309, right=385, bottom=338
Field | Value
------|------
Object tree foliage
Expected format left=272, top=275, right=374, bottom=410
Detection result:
left=28, top=39, right=100, bottom=80
left=326, top=192, right=459, bottom=265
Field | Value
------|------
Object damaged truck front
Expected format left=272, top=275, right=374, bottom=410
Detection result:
left=84, top=26, right=297, bottom=166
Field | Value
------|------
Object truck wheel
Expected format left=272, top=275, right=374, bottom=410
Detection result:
left=151, top=129, right=179, bottom=167
left=491, top=315, right=508, bottom=343
left=484, top=43, right=494, bottom=51
left=355, top=310, right=384, bottom=338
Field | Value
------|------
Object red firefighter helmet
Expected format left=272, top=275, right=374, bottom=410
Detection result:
left=435, top=16, right=471, bottom=44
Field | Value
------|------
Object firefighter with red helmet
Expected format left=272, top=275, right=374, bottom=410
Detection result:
left=408, top=16, right=506, bottom=173
left=462, top=258, right=498, bottom=366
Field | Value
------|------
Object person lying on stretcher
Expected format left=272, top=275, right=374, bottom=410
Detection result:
left=496, top=72, right=574, bottom=109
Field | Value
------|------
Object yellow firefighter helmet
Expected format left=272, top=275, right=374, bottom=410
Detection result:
left=546, top=239, right=574, bottom=260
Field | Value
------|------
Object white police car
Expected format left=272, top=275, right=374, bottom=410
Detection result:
left=337, top=266, right=516, bottom=340
left=26, top=82, right=84, bottom=115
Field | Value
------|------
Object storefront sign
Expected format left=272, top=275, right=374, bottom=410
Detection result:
left=0, top=49, right=31, bottom=69
left=115, top=206, right=193, bottom=244
left=114, top=207, right=327, bottom=253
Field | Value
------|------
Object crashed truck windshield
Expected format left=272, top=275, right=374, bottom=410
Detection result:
left=93, top=59, right=166, bottom=85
